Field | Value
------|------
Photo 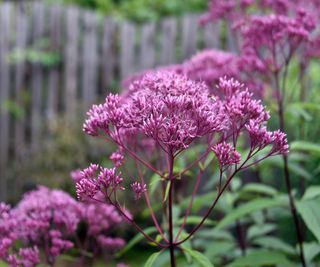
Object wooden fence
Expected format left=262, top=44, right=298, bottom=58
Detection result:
left=0, top=2, right=234, bottom=200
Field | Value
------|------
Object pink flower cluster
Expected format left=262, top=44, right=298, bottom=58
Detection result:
left=212, top=142, right=241, bottom=169
left=81, top=193, right=126, bottom=253
left=131, top=182, right=147, bottom=200
left=74, top=163, right=147, bottom=202
left=182, top=49, right=240, bottom=88
left=75, top=164, right=124, bottom=201
left=110, top=148, right=125, bottom=168
left=79, top=72, right=288, bottom=202
left=0, top=186, right=81, bottom=266
left=1, top=186, right=126, bottom=266
left=6, top=247, right=40, bottom=267
left=200, top=0, right=253, bottom=24
left=85, top=72, right=227, bottom=153
left=238, top=13, right=315, bottom=73
left=201, top=0, right=319, bottom=62
left=122, top=49, right=265, bottom=97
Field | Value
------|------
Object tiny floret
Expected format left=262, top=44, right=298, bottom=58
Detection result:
left=212, top=142, right=241, bottom=168
left=131, top=182, right=147, bottom=200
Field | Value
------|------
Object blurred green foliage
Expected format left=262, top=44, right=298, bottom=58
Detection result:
left=8, top=38, right=61, bottom=67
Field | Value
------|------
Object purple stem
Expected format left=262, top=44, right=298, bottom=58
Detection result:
left=274, top=68, right=306, bottom=267
left=167, top=152, right=176, bottom=267
left=174, top=169, right=204, bottom=242
left=135, top=160, right=168, bottom=243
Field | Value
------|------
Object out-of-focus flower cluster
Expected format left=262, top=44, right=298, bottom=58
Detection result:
left=0, top=186, right=126, bottom=267
left=182, top=49, right=239, bottom=88
left=201, top=0, right=320, bottom=63
left=81, top=193, right=126, bottom=253
left=122, top=49, right=265, bottom=97
left=0, top=186, right=81, bottom=266
left=238, top=13, right=315, bottom=73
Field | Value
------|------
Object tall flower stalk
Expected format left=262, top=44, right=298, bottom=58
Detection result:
left=199, top=1, right=320, bottom=265
left=76, top=72, right=288, bottom=266
left=238, top=12, right=316, bottom=266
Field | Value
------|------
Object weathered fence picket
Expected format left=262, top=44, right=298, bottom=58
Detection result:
left=0, top=3, right=12, bottom=200
left=101, top=18, right=116, bottom=90
left=181, top=14, right=199, bottom=59
left=159, top=18, right=177, bottom=65
left=30, top=2, right=45, bottom=152
left=120, top=22, right=136, bottom=79
left=82, top=11, right=98, bottom=107
left=139, top=22, right=156, bottom=71
left=14, top=3, right=29, bottom=157
left=47, top=4, right=62, bottom=121
left=0, top=2, right=232, bottom=200
left=64, top=7, right=79, bottom=117
left=203, top=22, right=220, bottom=48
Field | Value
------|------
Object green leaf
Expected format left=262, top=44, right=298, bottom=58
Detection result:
left=203, top=152, right=215, bottom=169
left=198, top=161, right=205, bottom=171
left=172, top=205, right=181, bottom=223
left=252, top=236, right=296, bottom=255
left=215, top=198, right=287, bottom=229
left=196, top=228, right=234, bottom=241
left=202, top=241, right=235, bottom=259
left=288, top=162, right=312, bottom=180
left=183, top=247, right=214, bottom=267
left=291, top=141, right=320, bottom=155
left=2, top=100, right=25, bottom=119
left=149, top=173, right=162, bottom=196
left=262, top=157, right=312, bottom=180
left=297, top=198, right=320, bottom=243
left=180, top=191, right=217, bottom=211
left=225, top=250, right=292, bottom=267
left=58, top=254, right=79, bottom=262
left=302, top=186, right=320, bottom=200
left=116, top=227, right=158, bottom=257
left=289, top=102, right=320, bottom=111
left=238, top=183, right=278, bottom=198
left=163, top=181, right=171, bottom=202
left=180, top=232, right=192, bottom=263
left=247, top=223, right=276, bottom=240
left=287, top=104, right=312, bottom=121
left=303, top=242, right=320, bottom=262
left=176, top=216, right=215, bottom=226
left=144, top=251, right=162, bottom=267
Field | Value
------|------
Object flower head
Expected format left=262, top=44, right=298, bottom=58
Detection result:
left=238, top=14, right=314, bottom=72
left=245, top=119, right=289, bottom=155
left=110, top=148, right=125, bottom=168
left=76, top=164, right=124, bottom=200
left=0, top=187, right=82, bottom=266
left=212, top=142, right=241, bottom=168
left=182, top=49, right=240, bottom=89
left=84, top=71, right=228, bottom=153
left=131, top=182, right=147, bottom=200
left=7, top=247, right=40, bottom=267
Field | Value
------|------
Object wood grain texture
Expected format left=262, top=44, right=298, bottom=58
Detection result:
left=0, top=3, right=12, bottom=200
left=30, top=2, right=45, bottom=152
left=159, top=18, right=177, bottom=65
left=13, top=2, right=28, bottom=158
left=82, top=11, right=98, bottom=107
left=64, top=7, right=79, bottom=116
